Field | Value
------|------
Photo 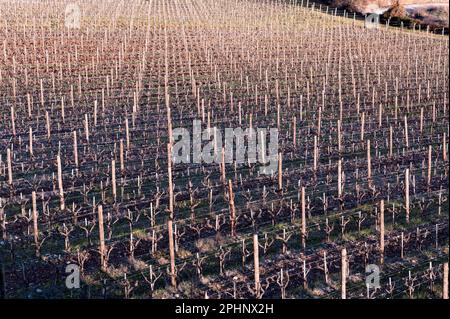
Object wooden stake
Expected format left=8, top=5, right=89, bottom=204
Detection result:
left=337, top=119, right=342, bottom=153
left=45, top=111, right=51, bottom=139
left=120, top=140, right=125, bottom=173
left=10, top=106, right=15, bottom=137
left=404, top=115, right=409, bottom=148
left=221, top=147, right=226, bottom=183
left=57, top=155, right=65, bottom=211
left=293, top=116, right=296, bottom=147
left=253, top=233, right=261, bottom=298
left=427, top=145, right=432, bottom=187
left=84, top=114, right=89, bottom=144
left=405, top=168, right=410, bottom=223
left=98, top=205, right=106, bottom=271
left=278, top=152, right=283, bottom=191
left=61, top=97, right=65, bottom=122
left=167, top=143, right=176, bottom=288
left=29, top=127, right=33, bottom=156
left=360, top=112, right=365, bottom=141
left=228, top=179, right=236, bottom=237
left=6, top=148, right=12, bottom=186
left=125, top=117, right=130, bottom=150
left=444, top=263, right=448, bottom=299
left=341, top=248, right=347, bottom=299
left=111, top=160, right=117, bottom=202
left=313, top=136, right=318, bottom=172
left=338, top=160, right=342, bottom=199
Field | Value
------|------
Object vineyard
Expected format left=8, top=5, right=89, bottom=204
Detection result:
left=0, top=0, right=448, bottom=299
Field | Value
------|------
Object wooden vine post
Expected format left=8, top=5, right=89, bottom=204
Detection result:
left=29, top=128, right=33, bottom=156
left=444, top=263, right=448, bottom=299
left=111, top=160, right=117, bottom=202
left=337, top=119, right=342, bottom=152
left=253, top=232, right=261, bottom=298
left=228, top=179, right=236, bottom=237
left=338, top=160, right=342, bottom=199
left=120, top=140, right=125, bottom=173
left=98, top=205, right=106, bottom=272
left=278, top=152, right=283, bottom=192
left=221, top=147, right=226, bottom=183
left=7, top=148, right=12, bottom=187
left=380, top=200, right=385, bottom=265
left=427, top=145, right=432, bottom=188
left=167, top=143, right=176, bottom=288
left=32, top=191, right=39, bottom=255
left=405, top=168, right=410, bottom=223
left=57, top=155, right=65, bottom=211
left=313, top=136, right=318, bottom=172
left=73, top=131, right=79, bottom=170
left=341, top=248, right=347, bottom=299
left=301, top=186, right=306, bottom=250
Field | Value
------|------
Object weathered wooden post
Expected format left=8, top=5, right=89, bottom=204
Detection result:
left=380, top=200, right=385, bottom=265
left=360, top=112, right=365, bottom=141
left=405, top=168, right=410, bottom=223
left=73, top=131, right=79, bottom=169
left=378, top=104, right=382, bottom=128
left=221, top=147, right=226, bottom=183
left=337, top=119, right=342, bottom=153
left=167, top=143, right=176, bottom=288
left=111, top=160, right=117, bottom=202
left=278, top=152, right=283, bottom=192
left=10, top=106, right=15, bottom=137
left=427, top=145, right=432, bottom=188
left=7, top=148, right=12, bottom=186
left=341, top=248, right=347, bottom=299
left=125, top=117, right=130, bottom=150
left=323, top=250, right=329, bottom=284
left=57, top=155, right=65, bottom=211
left=253, top=232, right=261, bottom=298
left=444, top=263, right=448, bottom=299
left=45, top=111, right=51, bottom=139
left=29, top=127, right=33, bottom=156
left=313, top=136, right=318, bottom=172
left=120, top=140, right=125, bottom=173
left=293, top=116, right=297, bottom=147
left=228, top=179, right=236, bottom=237
left=61, top=97, right=65, bottom=122
left=84, top=114, right=90, bottom=144
left=404, top=115, right=409, bottom=149
left=98, top=205, right=106, bottom=271
left=32, top=191, right=39, bottom=253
